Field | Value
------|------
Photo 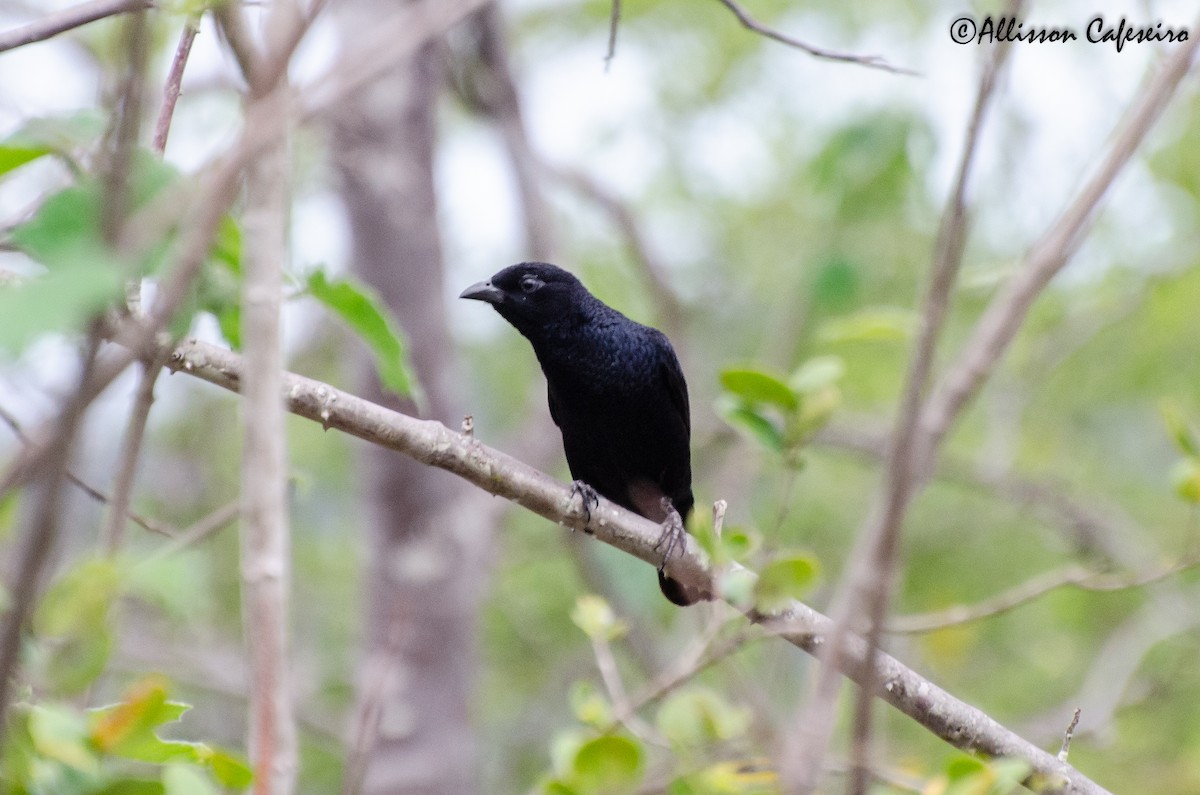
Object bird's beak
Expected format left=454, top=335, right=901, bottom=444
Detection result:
left=459, top=281, right=506, bottom=305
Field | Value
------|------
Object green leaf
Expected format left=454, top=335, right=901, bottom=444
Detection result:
left=162, top=764, right=218, bottom=795
left=2, top=151, right=186, bottom=353
left=570, top=595, right=626, bottom=641
left=0, top=144, right=51, bottom=177
left=0, top=253, right=125, bottom=354
left=37, top=558, right=122, bottom=637
left=570, top=735, right=645, bottom=795
left=89, top=678, right=184, bottom=755
left=753, top=553, right=820, bottom=613
left=1170, top=458, right=1200, bottom=504
left=717, top=399, right=785, bottom=453
left=788, top=356, right=845, bottom=394
left=656, top=688, right=751, bottom=749
left=1161, top=401, right=1200, bottom=457
left=0, top=111, right=105, bottom=176
left=207, top=747, right=253, bottom=788
left=719, top=368, right=798, bottom=410
left=306, top=270, right=420, bottom=402
left=34, top=558, right=122, bottom=693
left=818, top=306, right=916, bottom=343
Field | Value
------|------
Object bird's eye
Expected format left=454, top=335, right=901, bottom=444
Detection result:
left=519, top=275, right=541, bottom=294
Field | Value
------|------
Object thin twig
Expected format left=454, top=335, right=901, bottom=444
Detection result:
left=591, top=633, right=659, bottom=742
left=0, top=0, right=151, bottom=53
left=604, top=0, right=620, bottom=70
left=713, top=0, right=915, bottom=76
left=139, top=499, right=240, bottom=565
left=100, top=351, right=169, bottom=554
left=542, top=162, right=686, bottom=333
left=607, top=623, right=759, bottom=734
left=1, top=398, right=176, bottom=538
left=889, top=554, right=1200, bottom=634
left=153, top=15, right=201, bottom=155
left=1059, top=708, right=1081, bottom=762
left=152, top=334, right=1112, bottom=795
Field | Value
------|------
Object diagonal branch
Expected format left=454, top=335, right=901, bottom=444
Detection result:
left=156, top=335, right=1111, bottom=795
left=713, top=0, right=915, bottom=75
left=0, top=0, right=152, bottom=53
left=917, top=13, right=1200, bottom=465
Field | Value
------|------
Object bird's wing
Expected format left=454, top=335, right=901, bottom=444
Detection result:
left=547, top=383, right=564, bottom=430
left=659, top=348, right=691, bottom=435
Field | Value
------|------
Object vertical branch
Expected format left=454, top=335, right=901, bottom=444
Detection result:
left=226, top=0, right=305, bottom=790
left=241, top=88, right=296, bottom=793
left=101, top=7, right=150, bottom=248
left=153, top=15, right=201, bottom=155
left=782, top=3, right=1023, bottom=788
left=98, top=352, right=168, bottom=554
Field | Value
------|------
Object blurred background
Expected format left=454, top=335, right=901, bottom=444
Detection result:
left=1, top=0, right=1199, bottom=792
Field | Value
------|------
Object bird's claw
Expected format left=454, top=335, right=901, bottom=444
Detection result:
left=654, top=497, right=686, bottom=573
left=570, top=480, right=600, bottom=532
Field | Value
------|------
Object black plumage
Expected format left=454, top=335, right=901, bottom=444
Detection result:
left=460, top=262, right=704, bottom=605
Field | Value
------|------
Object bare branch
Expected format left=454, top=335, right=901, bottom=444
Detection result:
left=140, top=499, right=240, bottom=564
left=99, top=352, right=168, bottom=554
left=918, top=14, right=1200, bottom=463
left=1059, top=708, right=1081, bottom=762
left=0, top=0, right=151, bottom=53
left=890, top=554, right=1200, bottom=634
left=1, top=400, right=174, bottom=538
left=713, top=0, right=915, bottom=76
left=152, top=15, right=201, bottom=155
left=604, top=0, right=620, bottom=69
left=542, top=163, right=686, bottom=333
left=156, top=335, right=1111, bottom=795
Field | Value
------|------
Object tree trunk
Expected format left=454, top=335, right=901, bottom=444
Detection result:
left=331, top=15, right=485, bottom=795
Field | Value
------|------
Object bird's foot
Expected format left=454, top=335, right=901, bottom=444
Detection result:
left=570, top=480, right=600, bottom=532
left=653, top=497, right=686, bottom=572
left=655, top=499, right=701, bottom=606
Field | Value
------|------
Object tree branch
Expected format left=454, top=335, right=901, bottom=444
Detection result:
left=0, top=0, right=151, bottom=53
left=713, top=0, right=915, bottom=76
left=917, top=14, right=1200, bottom=464
left=156, top=336, right=1111, bottom=795
left=152, top=15, right=201, bottom=155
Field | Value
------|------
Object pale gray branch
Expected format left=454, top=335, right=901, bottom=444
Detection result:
left=158, top=336, right=1111, bottom=795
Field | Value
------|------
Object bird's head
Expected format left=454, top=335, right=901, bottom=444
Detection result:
left=459, top=262, right=592, bottom=336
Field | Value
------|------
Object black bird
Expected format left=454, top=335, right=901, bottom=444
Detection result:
left=460, top=262, right=705, bottom=606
